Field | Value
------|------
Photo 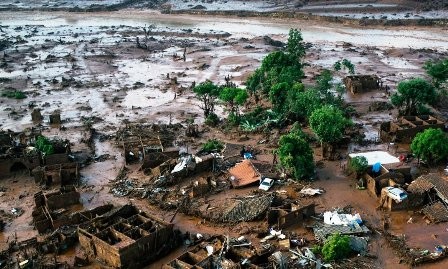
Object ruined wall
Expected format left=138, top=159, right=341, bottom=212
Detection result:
left=0, top=155, right=40, bottom=178
left=45, top=190, right=80, bottom=210
left=44, top=153, right=69, bottom=165
left=269, top=204, right=315, bottom=229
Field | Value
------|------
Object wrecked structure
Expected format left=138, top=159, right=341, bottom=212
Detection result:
left=344, top=75, right=380, bottom=94
left=268, top=202, right=315, bottom=229
left=32, top=185, right=81, bottom=233
left=32, top=162, right=79, bottom=186
left=380, top=115, right=446, bottom=143
left=78, top=204, right=177, bottom=268
left=229, top=159, right=261, bottom=188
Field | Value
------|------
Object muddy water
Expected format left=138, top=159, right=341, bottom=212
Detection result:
left=1, top=11, right=448, bottom=49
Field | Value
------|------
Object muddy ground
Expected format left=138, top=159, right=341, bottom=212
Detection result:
left=0, top=8, right=448, bottom=269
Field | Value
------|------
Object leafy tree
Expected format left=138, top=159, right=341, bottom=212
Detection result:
left=35, top=135, right=54, bottom=155
left=287, top=28, right=306, bottom=60
left=424, top=59, right=448, bottom=90
left=309, top=105, right=351, bottom=145
left=193, top=81, right=220, bottom=117
left=269, top=82, right=290, bottom=113
left=219, top=87, right=248, bottom=116
left=391, top=78, right=437, bottom=116
left=349, top=156, right=368, bottom=176
left=277, top=128, right=315, bottom=180
left=201, top=139, right=224, bottom=153
left=333, top=59, right=355, bottom=74
left=411, top=128, right=448, bottom=164
left=288, top=88, right=322, bottom=120
left=322, top=233, right=352, bottom=261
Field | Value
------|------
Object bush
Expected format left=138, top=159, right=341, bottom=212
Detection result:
left=201, top=139, right=224, bottom=153
left=35, top=135, right=54, bottom=155
left=205, top=113, right=219, bottom=126
left=322, top=233, right=351, bottom=261
left=2, top=90, right=26, bottom=99
left=349, top=156, right=368, bottom=175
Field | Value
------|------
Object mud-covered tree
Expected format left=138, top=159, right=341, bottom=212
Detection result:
left=193, top=81, right=220, bottom=118
left=309, top=105, right=351, bottom=158
left=219, top=87, right=248, bottom=117
left=391, top=78, right=437, bottom=116
left=411, top=128, right=448, bottom=164
left=424, top=58, right=448, bottom=90
left=277, top=129, right=314, bottom=180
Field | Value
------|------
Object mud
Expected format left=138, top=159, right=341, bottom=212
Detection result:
left=1, top=7, right=448, bottom=269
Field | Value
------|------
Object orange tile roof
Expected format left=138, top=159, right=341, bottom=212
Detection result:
left=228, top=159, right=261, bottom=188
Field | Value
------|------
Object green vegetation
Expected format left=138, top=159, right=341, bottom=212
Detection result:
left=322, top=233, right=352, bottom=261
left=391, top=78, right=437, bottom=116
left=2, top=90, right=26, bottom=99
left=309, top=105, right=351, bottom=146
left=334, top=59, right=355, bottom=74
left=277, top=128, right=315, bottom=180
left=349, top=156, right=368, bottom=176
left=424, top=58, right=448, bottom=90
left=192, top=81, right=220, bottom=117
left=35, top=135, right=55, bottom=155
left=219, top=87, right=248, bottom=120
left=411, top=128, right=448, bottom=164
left=204, top=112, right=220, bottom=127
left=201, top=139, right=224, bottom=153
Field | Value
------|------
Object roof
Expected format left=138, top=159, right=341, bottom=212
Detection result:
left=413, top=174, right=448, bottom=204
left=349, top=151, right=400, bottom=166
left=228, top=159, right=261, bottom=188
left=407, top=177, right=434, bottom=194
left=421, top=202, right=448, bottom=223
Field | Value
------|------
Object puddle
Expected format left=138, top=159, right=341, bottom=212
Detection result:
left=122, top=88, right=174, bottom=108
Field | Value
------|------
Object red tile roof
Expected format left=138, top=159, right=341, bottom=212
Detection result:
left=228, top=159, right=261, bottom=188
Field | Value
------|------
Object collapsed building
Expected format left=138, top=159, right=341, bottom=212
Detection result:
left=343, top=75, right=381, bottom=94
left=380, top=115, right=446, bottom=143
left=78, top=204, right=178, bottom=268
left=32, top=185, right=81, bottom=233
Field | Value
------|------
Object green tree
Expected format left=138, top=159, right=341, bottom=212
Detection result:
left=269, top=82, right=290, bottom=113
left=411, top=128, right=448, bottom=164
left=277, top=129, right=315, bottom=180
left=287, top=28, right=306, bottom=60
left=288, top=88, right=322, bottom=120
left=322, top=233, right=352, bottom=261
left=219, top=87, right=248, bottom=117
left=424, top=58, right=448, bottom=90
left=201, top=139, right=224, bottom=153
left=349, top=156, right=368, bottom=176
left=391, top=78, right=437, bottom=116
left=192, top=81, right=220, bottom=117
left=309, top=105, right=350, bottom=146
left=333, top=59, right=355, bottom=74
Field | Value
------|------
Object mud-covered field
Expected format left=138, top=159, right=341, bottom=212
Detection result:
left=1, top=5, right=448, bottom=269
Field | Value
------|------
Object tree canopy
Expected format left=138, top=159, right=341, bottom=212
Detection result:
left=424, top=58, right=448, bottom=90
left=321, top=233, right=352, bottom=261
left=219, top=87, right=248, bottom=116
left=309, top=105, right=350, bottom=145
left=35, top=135, right=54, bottom=155
left=411, top=128, right=448, bottom=164
left=277, top=129, right=314, bottom=180
left=391, top=78, right=437, bottom=116
left=192, top=81, right=220, bottom=117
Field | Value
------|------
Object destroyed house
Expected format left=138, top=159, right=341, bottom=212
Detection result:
left=268, top=203, right=315, bottom=229
left=380, top=115, right=446, bottom=143
left=78, top=204, right=176, bottom=268
left=163, top=236, right=225, bottom=269
left=32, top=162, right=79, bottom=186
left=344, top=75, right=380, bottom=94
left=32, top=185, right=81, bottom=233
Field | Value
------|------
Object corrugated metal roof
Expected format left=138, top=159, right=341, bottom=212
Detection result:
left=228, top=159, right=261, bottom=188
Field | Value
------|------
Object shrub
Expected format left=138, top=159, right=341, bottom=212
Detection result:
left=201, top=139, right=224, bottom=153
left=35, top=135, right=54, bottom=155
left=349, top=156, right=368, bottom=175
left=322, top=233, right=351, bottom=261
left=205, top=113, right=219, bottom=126
left=2, top=90, right=26, bottom=99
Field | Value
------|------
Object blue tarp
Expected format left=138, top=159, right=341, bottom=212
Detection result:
left=372, top=162, right=381, bottom=173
